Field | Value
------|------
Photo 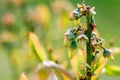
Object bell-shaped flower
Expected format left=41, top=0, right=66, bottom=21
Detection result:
left=77, top=34, right=88, bottom=50
left=69, top=8, right=81, bottom=20
left=103, top=49, right=114, bottom=60
left=64, top=29, right=75, bottom=47
left=74, top=8, right=81, bottom=18
left=91, top=32, right=97, bottom=45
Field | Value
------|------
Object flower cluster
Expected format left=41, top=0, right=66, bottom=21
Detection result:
left=69, top=2, right=96, bottom=21
left=64, top=2, right=114, bottom=79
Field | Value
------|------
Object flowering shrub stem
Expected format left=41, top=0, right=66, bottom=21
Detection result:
left=63, top=2, right=117, bottom=80
left=86, top=10, right=92, bottom=80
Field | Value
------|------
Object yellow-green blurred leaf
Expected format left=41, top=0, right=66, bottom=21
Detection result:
left=29, top=32, right=48, bottom=61
left=105, top=65, right=120, bottom=76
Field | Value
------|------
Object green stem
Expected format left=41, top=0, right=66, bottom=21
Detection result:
left=86, top=10, right=92, bottom=80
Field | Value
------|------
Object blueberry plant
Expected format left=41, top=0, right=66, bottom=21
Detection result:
left=64, top=1, right=114, bottom=80
left=20, top=1, right=120, bottom=80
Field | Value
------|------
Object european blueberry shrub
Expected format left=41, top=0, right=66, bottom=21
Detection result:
left=20, top=1, right=120, bottom=80
left=64, top=2, right=114, bottom=80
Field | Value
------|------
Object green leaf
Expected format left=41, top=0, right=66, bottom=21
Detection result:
left=105, top=65, right=120, bottom=76
left=29, top=32, right=48, bottom=61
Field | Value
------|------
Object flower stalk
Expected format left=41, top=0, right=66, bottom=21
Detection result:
left=63, top=1, right=117, bottom=80
left=86, top=9, right=93, bottom=80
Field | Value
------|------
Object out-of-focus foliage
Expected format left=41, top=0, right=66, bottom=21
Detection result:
left=105, top=65, right=120, bottom=76
left=29, top=32, right=48, bottom=61
left=0, top=0, right=120, bottom=80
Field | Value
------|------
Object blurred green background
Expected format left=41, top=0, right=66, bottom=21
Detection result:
left=0, top=0, right=120, bottom=80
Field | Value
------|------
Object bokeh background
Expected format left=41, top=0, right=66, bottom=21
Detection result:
left=0, top=0, right=120, bottom=80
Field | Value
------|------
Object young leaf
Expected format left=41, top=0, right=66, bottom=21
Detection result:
left=29, top=32, right=48, bottom=61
